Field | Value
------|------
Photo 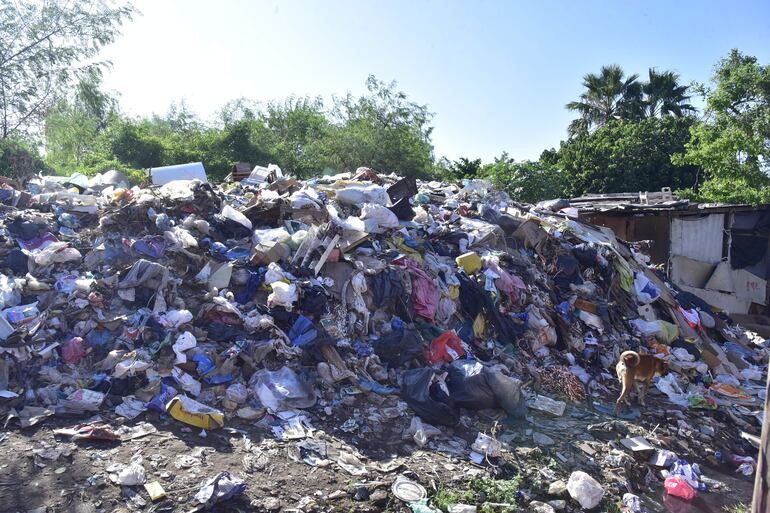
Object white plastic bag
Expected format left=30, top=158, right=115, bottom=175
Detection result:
left=567, top=471, right=604, bottom=509
left=265, top=262, right=287, bottom=284
left=173, top=332, right=197, bottom=364
left=655, top=374, right=689, bottom=407
left=335, top=185, right=390, bottom=206
left=34, top=242, right=82, bottom=265
left=221, top=204, right=252, bottom=230
left=0, top=274, right=21, bottom=309
left=359, top=203, right=399, bottom=232
left=108, top=454, right=146, bottom=486
left=253, top=228, right=291, bottom=245
left=268, top=281, right=297, bottom=310
left=159, top=309, right=193, bottom=329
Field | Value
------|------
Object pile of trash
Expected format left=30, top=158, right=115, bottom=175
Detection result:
left=0, top=165, right=766, bottom=512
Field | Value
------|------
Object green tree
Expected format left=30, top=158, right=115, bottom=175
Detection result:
left=329, top=75, right=435, bottom=177
left=446, top=157, right=482, bottom=180
left=45, top=69, right=117, bottom=170
left=675, top=50, right=770, bottom=204
left=0, top=0, right=133, bottom=139
left=482, top=154, right=567, bottom=203
left=566, top=64, right=642, bottom=135
left=262, top=97, right=333, bottom=178
left=555, top=117, right=699, bottom=196
left=643, top=68, right=695, bottom=118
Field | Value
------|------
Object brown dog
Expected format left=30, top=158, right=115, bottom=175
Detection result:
left=614, top=351, right=668, bottom=415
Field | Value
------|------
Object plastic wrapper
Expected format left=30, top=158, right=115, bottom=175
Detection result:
left=249, top=366, right=316, bottom=410
left=567, top=471, right=604, bottom=509
left=194, top=471, right=245, bottom=507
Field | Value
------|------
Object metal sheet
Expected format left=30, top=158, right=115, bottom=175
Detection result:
left=670, top=214, right=724, bottom=264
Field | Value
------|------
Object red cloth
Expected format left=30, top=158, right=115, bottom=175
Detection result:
left=393, top=257, right=439, bottom=322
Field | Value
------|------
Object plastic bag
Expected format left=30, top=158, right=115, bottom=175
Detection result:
left=225, top=383, right=248, bottom=404
left=172, top=332, right=197, bottom=364
left=400, top=367, right=458, bottom=426
left=669, top=459, right=706, bottom=491
left=220, top=204, right=252, bottom=230
left=633, top=272, right=660, bottom=304
left=664, top=476, right=695, bottom=500
left=249, top=367, right=316, bottom=410
left=360, top=203, right=399, bottom=232
left=268, top=281, right=298, bottom=310
left=424, top=331, right=465, bottom=365
left=373, top=328, right=424, bottom=367
left=108, top=454, right=146, bottom=486
left=194, top=472, right=245, bottom=507
left=34, top=242, right=81, bottom=265
left=62, top=337, right=86, bottom=364
left=630, top=318, right=678, bottom=344
left=0, top=274, right=21, bottom=309
left=446, top=360, right=523, bottom=416
left=655, top=374, right=689, bottom=407
left=336, top=184, right=390, bottom=206
left=159, top=309, right=193, bottom=329
left=253, top=227, right=291, bottom=245
left=408, top=416, right=441, bottom=447
left=567, top=471, right=604, bottom=509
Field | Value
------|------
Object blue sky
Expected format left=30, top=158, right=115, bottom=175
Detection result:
left=100, top=0, right=770, bottom=162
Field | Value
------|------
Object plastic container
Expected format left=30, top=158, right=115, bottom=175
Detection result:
left=455, top=252, right=482, bottom=274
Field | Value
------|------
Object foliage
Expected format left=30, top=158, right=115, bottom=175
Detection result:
left=643, top=68, right=695, bottom=118
left=45, top=69, right=118, bottom=171
left=0, top=138, right=47, bottom=180
left=445, top=157, right=483, bottom=180
left=674, top=49, right=770, bottom=205
left=433, top=475, right=522, bottom=513
left=41, top=75, right=435, bottom=182
left=482, top=154, right=567, bottom=203
left=554, top=117, right=699, bottom=196
left=0, top=0, right=134, bottom=139
left=723, top=502, right=749, bottom=513
left=567, top=65, right=695, bottom=135
left=327, top=75, right=435, bottom=177
left=567, top=64, right=642, bottom=135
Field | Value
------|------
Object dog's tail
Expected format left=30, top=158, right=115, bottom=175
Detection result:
left=621, top=351, right=640, bottom=367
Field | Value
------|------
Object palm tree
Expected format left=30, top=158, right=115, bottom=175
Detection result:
left=643, top=68, right=695, bottom=118
left=566, top=65, right=642, bottom=135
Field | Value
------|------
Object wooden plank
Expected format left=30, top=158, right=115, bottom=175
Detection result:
left=751, top=371, right=770, bottom=513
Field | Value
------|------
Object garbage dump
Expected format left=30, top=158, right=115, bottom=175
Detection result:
left=0, top=167, right=765, bottom=512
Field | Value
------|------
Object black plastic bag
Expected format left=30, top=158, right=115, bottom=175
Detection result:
left=400, top=368, right=458, bottom=426
left=446, top=360, right=523, bottom=417
left=373, top=328, right=424, bottom=367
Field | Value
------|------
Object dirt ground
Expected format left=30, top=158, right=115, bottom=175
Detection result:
left=0, top=384, right=757, bottom=513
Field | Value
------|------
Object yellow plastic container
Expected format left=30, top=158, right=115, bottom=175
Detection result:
left=456, top=252, right=482, bottom=274
left=166, top=395, right=224, bottom=430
